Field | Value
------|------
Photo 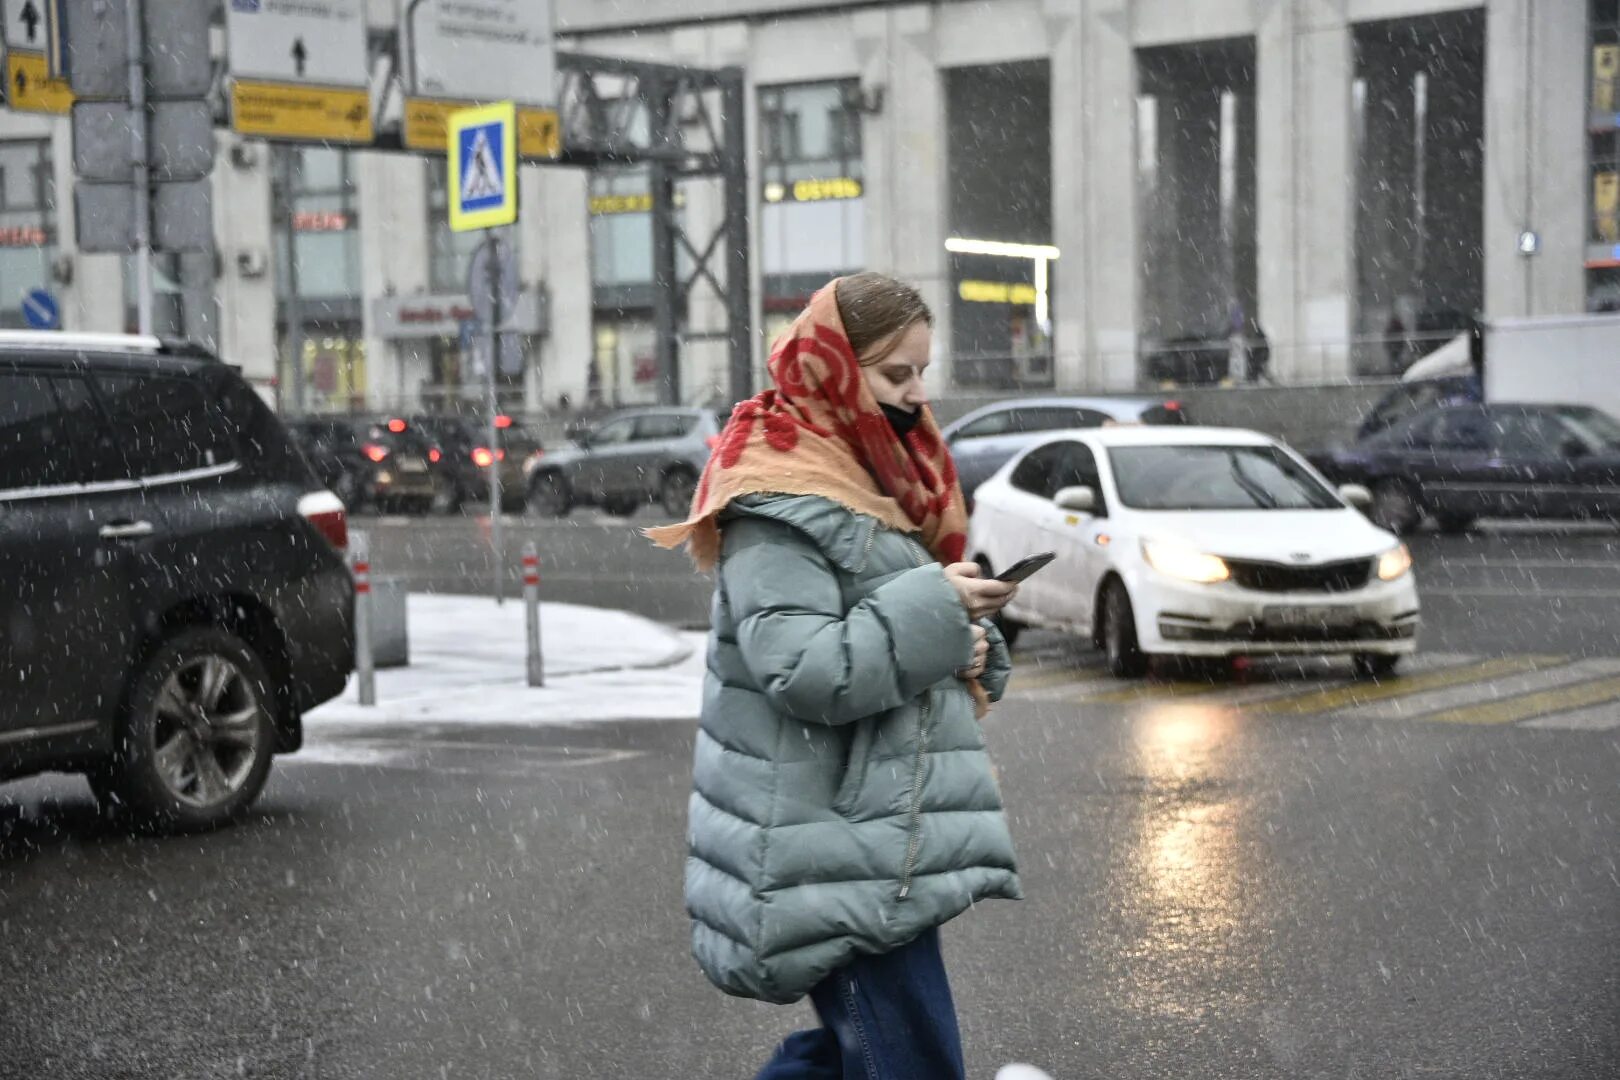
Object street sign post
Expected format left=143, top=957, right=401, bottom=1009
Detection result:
left=448, top=101, right=519, bottom=606
left=225, top=0, right=371, bottom=144
left=61, top=0, right=215, bottom=337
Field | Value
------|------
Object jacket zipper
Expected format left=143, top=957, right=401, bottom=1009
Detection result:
left=897, top=690, right=932, bottom=900
left=854, top=519, right=877, bottom=573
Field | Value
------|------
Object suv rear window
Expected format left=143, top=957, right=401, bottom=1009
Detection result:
left=91, top=372, right=235, bottom=481
left=0, top=372, right=84, bottom=491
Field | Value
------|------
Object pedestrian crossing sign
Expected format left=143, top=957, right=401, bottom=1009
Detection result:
left=448, top=102, right=517, bottom=233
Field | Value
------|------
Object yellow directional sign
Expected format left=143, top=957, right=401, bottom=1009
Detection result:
left=406, top=98, right=561, bottom=160
left=230, top=80, right=372, bottom=144
left=517, top=107, right=561, bottom=161
left=5, top=50, right=71, bottom=114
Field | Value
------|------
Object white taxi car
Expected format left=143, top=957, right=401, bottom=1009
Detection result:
left=968, top=426, right=1420, bottom=678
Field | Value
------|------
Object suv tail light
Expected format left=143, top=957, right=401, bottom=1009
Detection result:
left=471, top=447, right=507, bottom=467
left=362, top=442, right=390, bottom=463
left=428, top=447, right=442, bottom=463
left=298, top=491, right=348, bottom=551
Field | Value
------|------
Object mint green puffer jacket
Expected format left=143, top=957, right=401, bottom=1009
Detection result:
left=686, top=493, right=1022, bottom=1004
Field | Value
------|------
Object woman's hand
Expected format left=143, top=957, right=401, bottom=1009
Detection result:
left=944, top=562, right=1017, bottom=622
left=957, top=623, right=989, bottom=680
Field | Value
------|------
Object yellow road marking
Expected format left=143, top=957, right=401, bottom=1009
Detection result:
left=1010, top=665, right=1112, bottom=692
left=1420, top=675, right=1620, bottom=725
left=1252, top=656, right=1566, bottom=716
left=1082, top=680, right=1237, bottom=704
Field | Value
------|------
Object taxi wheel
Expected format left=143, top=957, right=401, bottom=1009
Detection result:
left=1370, top=479, right=1423, bottom=536
left=1102, top=579, right=1149, bottom=679
left=1352, top=653, right=1401, bottom=680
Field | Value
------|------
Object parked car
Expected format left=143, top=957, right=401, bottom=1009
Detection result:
left=968, top=425, right=1418, bottom=678
left=406, top=413, right=541, bottom=513
left=527, top=406, right=724, bottom=517
left=942, top=396, right=1191, bottom=507
left=283, top=416, right=438, bottom=513
left=0, top=332, right=353, bottom=830
left=1310, top=402, right=1620, bottom=535
left=1141, top=334, right=1231, bottom=385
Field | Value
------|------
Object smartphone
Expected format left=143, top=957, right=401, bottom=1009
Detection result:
left=995, top=551, right=1056, bottom=583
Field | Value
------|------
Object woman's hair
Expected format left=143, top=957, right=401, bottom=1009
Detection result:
left=835, top=273, right=933, bottom=366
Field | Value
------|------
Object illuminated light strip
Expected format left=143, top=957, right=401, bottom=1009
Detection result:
left=1034, top=255, right=1050, bottom=330
left=944, top=237, right=1060, bottom=260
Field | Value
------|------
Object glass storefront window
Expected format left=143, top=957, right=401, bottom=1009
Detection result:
left=274, top=146, right=361, bottom=301
left=1591, top=1, right=1620, bottom=309
left=758, top=80, right=866, bottom=317
left=0, top=139, right=55, bottom=329
left=590, top=168, right=655, bottom=286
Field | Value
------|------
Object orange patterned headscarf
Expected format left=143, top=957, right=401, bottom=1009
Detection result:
left=645, top=278, right=970, bottom=574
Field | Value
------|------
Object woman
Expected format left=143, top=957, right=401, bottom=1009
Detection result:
left=648, top=273, right=1024, bottom=1079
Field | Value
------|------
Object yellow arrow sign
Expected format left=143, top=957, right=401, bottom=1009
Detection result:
left=6, top=50, right=71, bottom=114
left=230, top=80, right=372, bottom=144
left=405, top=98, right=561, bottom=160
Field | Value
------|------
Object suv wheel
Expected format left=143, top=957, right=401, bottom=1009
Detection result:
left=660, top=469, right=698, bottom=517
left=91, top=627, right=277, bottom=832
left=529, top=473, right=572, bottom=518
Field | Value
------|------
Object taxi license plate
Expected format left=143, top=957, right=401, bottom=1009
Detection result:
left=1264, top=605, right=1355, bottom=628
left=401, top=459, right=427, bottom=473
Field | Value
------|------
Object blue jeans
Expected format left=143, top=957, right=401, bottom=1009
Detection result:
left=753, top=927, right=965, bottom=1080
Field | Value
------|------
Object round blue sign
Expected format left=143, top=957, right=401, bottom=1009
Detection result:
left=23, top=288, right=59, bottom=330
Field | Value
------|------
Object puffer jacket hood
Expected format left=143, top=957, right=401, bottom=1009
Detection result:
left=685, top=493, right=1022, bottom=1004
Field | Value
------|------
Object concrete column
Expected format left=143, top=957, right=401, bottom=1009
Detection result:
left=1048, top=4, right=1086, bottom=389
left=860, top=6, right=951, bottom=388
left=41, top=112, right=122, bottom=335
left=210, top=134, right=276, bottom=387
left=535, top=165, right=593, bottom=408
left=1080, top=0, right=1138, bottom=390
left=1257, top=1, right=1353, bottom=382
left=358, top=150, right=431, bottom=412
left=1483, top=0, right=1586, bottom=319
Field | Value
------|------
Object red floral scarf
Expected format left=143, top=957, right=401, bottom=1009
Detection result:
left=645, top=279, right=970, bottom=574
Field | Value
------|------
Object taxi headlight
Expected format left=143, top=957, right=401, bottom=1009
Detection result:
left=1142, top=539, right=1230, bottom=584
left=1377, top=543, right=1413, bottom=581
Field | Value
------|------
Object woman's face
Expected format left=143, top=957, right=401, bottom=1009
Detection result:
left=860, top=321, right=931, bottom=413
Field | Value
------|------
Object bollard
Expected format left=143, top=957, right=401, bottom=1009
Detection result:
left=352, top=530, right=376, bottom=706
left=523, top=541, right=544, bottom=687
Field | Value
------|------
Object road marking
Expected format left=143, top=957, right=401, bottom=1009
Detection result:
left=1010, top=665, right=1113, bottom=692
left=1250, top=656, right=1566, bottom=716
left=1336, top=658, right=1620, bottom=722
left=1522, top=700, right=1620, bottom=731
left=1421, top=587, right=1620, bottom=599
left=1419, top=675, right=1620, bottom=726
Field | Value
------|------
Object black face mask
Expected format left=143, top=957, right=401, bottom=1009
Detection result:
left=881, top=403, right=922, bottom=439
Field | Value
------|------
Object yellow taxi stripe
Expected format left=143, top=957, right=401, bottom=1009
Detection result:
left=1420, top=675, right=1620, bottom=725
left=1252, top=656, right=1566, bottom=716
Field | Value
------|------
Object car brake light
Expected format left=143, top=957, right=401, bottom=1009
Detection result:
left=1165, top=401, right=1182, bottom=411
left=362, top=443, right=389, bottom=463
left=429, top=448, right=442, bottom=463
left=494, top=414, right=513, bottom=429
left=472, top=447, right=495, bottom=467
left=298, top=491, right=348, bottom=551
left=387, top=418, right=407, bottom=433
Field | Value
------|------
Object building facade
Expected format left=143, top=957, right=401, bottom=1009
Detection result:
left=0, top=0, right=1596, bottom=411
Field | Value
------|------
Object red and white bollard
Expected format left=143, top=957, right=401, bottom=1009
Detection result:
left=352, top=529, right=376, bottom=706
left=523, top=541, right=544, bottom=687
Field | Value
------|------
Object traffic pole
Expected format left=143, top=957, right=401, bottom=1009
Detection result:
left=352, top=530, right=376, bottom=706
left=486, top=230, right=504, bottom=607
left=523, top=541, right=544, bottom=687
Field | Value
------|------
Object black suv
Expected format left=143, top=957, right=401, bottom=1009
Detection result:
left=407, top=413, right=541, bottom=513
left=0, top=334, right=353, bottom=830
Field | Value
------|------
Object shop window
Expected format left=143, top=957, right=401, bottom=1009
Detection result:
left=0, top=139, right=56, bottom=329
left=275, top=146, right=361, bottom=301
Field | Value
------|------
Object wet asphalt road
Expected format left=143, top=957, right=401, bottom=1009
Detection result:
left=2, top=688, right=1616, bottom=1078
left=358, top=510, right=1620, bottom=654
left=2, top=513, right=1618, bottom=1077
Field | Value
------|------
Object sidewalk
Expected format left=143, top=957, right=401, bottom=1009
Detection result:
left=306, top=594, right=707, bottom=726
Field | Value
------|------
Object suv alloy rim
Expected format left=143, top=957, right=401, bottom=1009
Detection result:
left=150, top=655, right=264, bottom=808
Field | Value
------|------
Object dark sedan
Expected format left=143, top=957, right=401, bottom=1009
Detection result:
left=1309, top=402, right=1620, bottom=535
